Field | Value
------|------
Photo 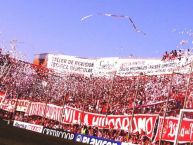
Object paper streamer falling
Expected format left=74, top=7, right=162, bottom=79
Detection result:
left=81, top=13, right=146, bottom=35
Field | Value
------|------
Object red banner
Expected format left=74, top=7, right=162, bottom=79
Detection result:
left=26, top=102, right=46, bottom=117
left=1, top=91, right=193, bottom=143
left=25, top=103, right=157, bottom=138
left=0, top=93, right=29, bottom=112
left=62, top=107, right=157, bottom=138
left=26, top=102, right=63, bottom=122
left=154, top=117, right=193, bottom=143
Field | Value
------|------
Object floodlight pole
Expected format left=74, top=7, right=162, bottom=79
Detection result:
left=42, top=80, right=48, bottom=124
left=78, top=74, right=92, bottom=126
left=59, top=86, right=66, bottom=127
left=159, top=71, right=174, bottom=145
left=129, top=75, right=140, bottom=135
left=0, top=54, right=13, bottom=82
left=26, top=79, right=36, bottom=117
left=60, top=75, right=69, bottom=126
left=174, top=61, right=193, bottom=145
left=10, top=82, right=20, bottom=123
left=182, top=62, right=193, bottom=109
left=104, top=72, right=116, bottom=127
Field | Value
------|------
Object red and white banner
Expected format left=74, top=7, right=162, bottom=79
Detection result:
left=16, top=100, right=30, bottom=112
left=154, top=117, right=193, bottom=143
left=62, top=107, right=157, bottom=138
left=45, top=104, right=63, bottom=121
left=26, top=103, right=157, bottom=138
left=13, top=120, right=43, bottom=133
left=0, top=92, right=13, bottom=112
left=26, top=102, right=47, bottom=117
left=25, top=102, right=63, bottom=122
left=0, top=92, right=29, bottom=112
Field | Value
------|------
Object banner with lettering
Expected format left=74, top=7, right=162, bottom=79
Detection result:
left=62, top=107, right=157, bottom=138
left=0, top=93, right=29, bottom=112
left=15, top=99, right=30, bottom=112
left=25, top=102, right=46, bottom=117
left=74, top=133, right=121, bottom=145
left=25, top=103, right=157, bottom=139
left=117, top=57, right=191, bottom=76
left=42, top=127, right=75, bottom=140
left=107, top=114, right=157, bottom=138
left=44, top=54, right=193, bottom=77
left=0, top=92, right=12, bottom=112
left=46, top=54, right=95, bottom=76
left=26, top=102, right=63, bottom=122
left=13, top=120, right=43, bottom=133
left=154, top=117, right=193, bottom=143
left=91, top=57, right=119, bottom=78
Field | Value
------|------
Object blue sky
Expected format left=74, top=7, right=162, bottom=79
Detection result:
left=0, top=0, right=193, bottom=62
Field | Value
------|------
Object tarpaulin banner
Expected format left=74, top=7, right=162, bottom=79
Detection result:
left=46, top=54, right=95, bottom=76
left=154, top=117, right=193, bottom=143
left=117, top=57, right=191, bottom=76
left=25, top=102, right=63, bottom=122
left=43, top=53, right=193, bottom=77
left=93, top=57, right=119, bottom=77
left=0, top=93, right=29, bottom=112
left=62, top=107, right=157, bottom=138
left=26, top=103, right=157, bottom=139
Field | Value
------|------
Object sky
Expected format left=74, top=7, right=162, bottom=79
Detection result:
left=0, top=0, right=193, bottom=62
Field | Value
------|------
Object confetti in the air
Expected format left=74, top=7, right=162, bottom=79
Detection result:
left=80, top=13, right=146, bottom=35
left=179, top=40, right=188, bottom=45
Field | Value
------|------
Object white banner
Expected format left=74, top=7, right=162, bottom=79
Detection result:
left=117, top=57, right=191, bottom=76
left=13, top=120, right=43, bottom=133
left=47, top=54, right=95, bottom=76
left=25, top=103, right=157, bottom=138
left=45, top=54, right=193, bottom=77
left=93, top=57, right=119, bottom=77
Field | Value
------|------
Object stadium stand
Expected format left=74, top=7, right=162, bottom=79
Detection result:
left=0, top=49, right=193, bottom=144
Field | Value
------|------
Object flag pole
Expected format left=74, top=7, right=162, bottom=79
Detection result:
left=60, top=74, right=70, bottom=127
left=158, top=71, right=174, bottom=145
left=174, top=61, right=193, bottom=145
left=104, top=72, right=116, bottom=128
left=129, top=73, right=142, bottom=136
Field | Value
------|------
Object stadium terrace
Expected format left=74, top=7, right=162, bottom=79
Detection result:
left=0, top=49, right=193, bottom=145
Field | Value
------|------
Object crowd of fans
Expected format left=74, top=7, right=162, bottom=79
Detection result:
left=0, top=49, right=193, bottom=144
left=162, top=49, right=192, bottom=61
